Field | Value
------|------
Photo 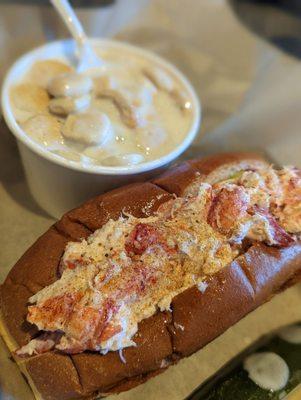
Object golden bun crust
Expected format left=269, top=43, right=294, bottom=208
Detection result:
left=1, top=152, right=300, bottom=399
left=153, top=161, right=201, bottom=196
left=238, top=242, right=301, bottom=305
left=189, top=151, right=266, bottom=175
left=153, top=152, right=267, bottom=196
left=24, top=353, right=84, bottom=400
left=170, top=260, right=256, bottom=357
left=72, top=312, right=172, bottom=395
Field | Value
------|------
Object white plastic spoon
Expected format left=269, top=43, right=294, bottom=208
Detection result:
left=50, top=0, right=103, bottom=72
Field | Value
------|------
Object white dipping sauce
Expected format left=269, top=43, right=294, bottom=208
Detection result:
left=278, top=325, right=301, bottom=344
left=10, top=50, right=193, bottom=167
left=243, top=352, right=290, bottom=392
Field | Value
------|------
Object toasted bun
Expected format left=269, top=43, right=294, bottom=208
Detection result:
left=1, top=153, right=300, bottom=400
left=154, top=152, right=268, bottom=196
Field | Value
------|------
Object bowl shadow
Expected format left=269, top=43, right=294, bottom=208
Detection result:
left=0, top=117, right=50, bottom=218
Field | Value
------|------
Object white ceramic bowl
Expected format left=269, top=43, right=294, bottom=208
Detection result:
left=1, top=39, right=201, bottom=219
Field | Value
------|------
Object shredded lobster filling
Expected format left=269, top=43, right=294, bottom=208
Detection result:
left=17, top=165, right=301, bottom=357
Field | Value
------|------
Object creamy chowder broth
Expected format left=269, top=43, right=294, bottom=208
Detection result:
left=10, top=49, right=194, bottom=167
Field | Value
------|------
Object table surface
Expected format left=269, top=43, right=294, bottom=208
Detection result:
left=0, top=1, right=301, bottom=399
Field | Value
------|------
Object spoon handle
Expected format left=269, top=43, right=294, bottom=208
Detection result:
left=50, top=0, right=87, bottom=48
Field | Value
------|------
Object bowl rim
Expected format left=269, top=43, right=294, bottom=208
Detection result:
left=1, top=38, right=201, bottom=176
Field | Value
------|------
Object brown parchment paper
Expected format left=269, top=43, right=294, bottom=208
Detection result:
left=1, top=0, right=301, bottom=399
